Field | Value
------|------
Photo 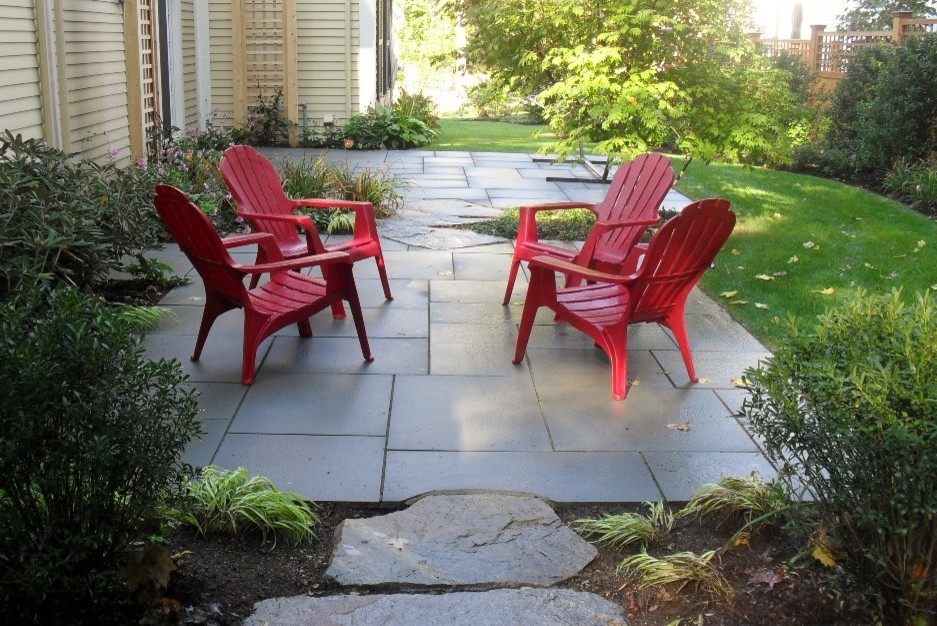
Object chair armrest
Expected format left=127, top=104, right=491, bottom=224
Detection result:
left=238, top=211, right=326, bottom=254
left=518, top=201, right=595, bottom=213
left=292, top=199, right=380, bottom=242
left=221, top=232, right=285, bottom=262
left=240, top=250, right=353, bottom=277
left=291, top=198, right=374, bottom=212
left=516, top=203, right=598, bottom=246
left=528, top=254, right=640, bottom=285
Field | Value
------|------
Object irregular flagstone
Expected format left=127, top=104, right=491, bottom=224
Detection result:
left=326, top=493, right=597, bottom=586
left=243, top=588, right=627, bottom=626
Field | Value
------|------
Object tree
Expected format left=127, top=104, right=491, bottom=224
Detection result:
left=837, top=0, right=937, bottom=31
left=448, top=0, right=803, bottom=167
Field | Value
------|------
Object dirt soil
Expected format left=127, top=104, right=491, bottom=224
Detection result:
left=154, top=501, right=877, bottom=626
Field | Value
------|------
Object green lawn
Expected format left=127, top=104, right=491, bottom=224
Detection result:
left=429, top=119, right=937, bottom=349
left=679, top=162, right=937, bottom=348
left=429, top=119, right=556, bottom=153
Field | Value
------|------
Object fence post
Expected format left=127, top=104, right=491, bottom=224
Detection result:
left=893, top=10, right=913, bottom=44
left=809, top=24, right=826, bottom=73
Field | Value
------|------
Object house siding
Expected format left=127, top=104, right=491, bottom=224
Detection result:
left=208, top=0, right=235, bottom=121
left=181, top=0, right=198, bottom=128
left=62, top=0, right=130, bottom=162
left=0, top=0, right=44, bottom=139
left=296, top=0, right=359, bottom=122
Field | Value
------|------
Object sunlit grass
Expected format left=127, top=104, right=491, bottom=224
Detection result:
left=429, top=119, right=557, bottom=153
left=676, top=161, right=937, bottom=349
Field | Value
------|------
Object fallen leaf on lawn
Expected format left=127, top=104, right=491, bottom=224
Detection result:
left=755, top=274, right=774, bottom=281
left=931, top=284, right=937, bottom=291
left=864, top=262, right=876, bottom=270
left=730, top=300, right=749, bottom=305
left=813, top=287, right=835, bottom=295
left=666, top=422, right=692, bottom=431
left=803, top=241, right=816, bottom=249
left=773, top=271, right=787, bottom=277
left=788, top=255, right=799, bottom=264
left=731, top=248, right=741, bottom=256
left=747, top=567, right=784, bottom=589
left=755, top=302, right=770, bottom=309
left=720, top=290, right=738, bottom=298
left=917, top=240, right=926, bottom=249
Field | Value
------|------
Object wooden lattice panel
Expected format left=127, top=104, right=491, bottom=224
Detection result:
left=138, top=0, right=160, bottom=133
left=244, top=0, right=284, bottom=103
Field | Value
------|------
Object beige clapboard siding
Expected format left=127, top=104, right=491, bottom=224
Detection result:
left=0, top=0, right=43, bottom=138
left=61, top=1, right=130, bottom=162
left=181, top=0, right=198, bottom=127
left=296, top=0, right=359, bottom=118
left=208, top=0, right=234, bottom=121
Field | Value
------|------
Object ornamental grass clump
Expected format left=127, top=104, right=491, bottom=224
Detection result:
left=742, top=289, right=937, bottom=624
left=574, top=501, right=674, bottom=550
left=169, top=466, right=319, bottom=546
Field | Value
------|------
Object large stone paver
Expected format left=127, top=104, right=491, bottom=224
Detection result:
left=243, top=588, right=627, bottom=626
left=326, top=493, right=596, bottom=587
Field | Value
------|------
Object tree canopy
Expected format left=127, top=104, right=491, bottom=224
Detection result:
left=837, top=0, right=937, bottom=31
left=447, top=0, right=804, bottom=166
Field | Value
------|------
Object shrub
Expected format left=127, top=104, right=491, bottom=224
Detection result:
left=0, top=285, right=201, bottom=620
left=166, top=466, right=319, bottom=546
left=145, top=125, right=239, bottom=233
left=395, top=89, right=440, bottom=129
left=342, top=105, right=436, bottom=150
left=885, top=154, right=937, bottom=212
left=243, top=88, right=292, bottom=146
left=826, top=36, right=937, bottom=176
left=742, top=289, right=937, bottom=623
left=0, top=132, right=164, bottom=299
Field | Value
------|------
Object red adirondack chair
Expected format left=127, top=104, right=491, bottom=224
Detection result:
left=219, top=145, right=392, bottom=318
left=512, top=198, right=735, bottom=400
left=153, top=184, right=373, bottom=386
left=502, top=153, right=675, bottom=304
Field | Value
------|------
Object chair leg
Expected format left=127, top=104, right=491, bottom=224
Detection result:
left=376, top=255, right=393, bottom=301
left=296, top=319, right=313, bottom=337
left=503, top=257, right=522, bottom=305
left=513, top=267, right=549, bottom=364
left=241, top=316, right=265, bottom=386
left=665, top=306, right=698, bottom=382
left=330, top=300, right=347, bottom=320
left=602, top=326, right=629, bottom=401
left=341, top=268, right=374, bottom=363
left=193, top=294, right=231, bottom=360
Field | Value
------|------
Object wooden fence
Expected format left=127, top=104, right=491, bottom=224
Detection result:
left=753, top=11, right=937, bottom=92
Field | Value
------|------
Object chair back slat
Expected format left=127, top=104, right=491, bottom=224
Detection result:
left=153, top=184, right=249, bottom=302
left=583, top=153, right=676, bottom=265
left=220, top=145, right=302, bottom=246
left=629, top=198, right=735, bottom=323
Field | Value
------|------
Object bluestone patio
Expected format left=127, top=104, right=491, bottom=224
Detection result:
left=143, top=149, right=776, bottom=504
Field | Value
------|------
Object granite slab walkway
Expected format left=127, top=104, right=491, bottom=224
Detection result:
left=243, top=493, right=628, bottom=626
left=144, top=149, right=776, bottom=505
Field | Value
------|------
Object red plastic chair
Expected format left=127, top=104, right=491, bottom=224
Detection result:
left=503, top=153, right=675, bottom=304
left=219, top=145, right=392, bottom=318
left=513, top=198, right=735, bottom=400
left=153, top=184, right=373, bottom=386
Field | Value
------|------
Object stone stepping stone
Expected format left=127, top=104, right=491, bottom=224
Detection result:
left=326, top=493, right=597, bottom=587
left=243, top=588, right=627, bottom=626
